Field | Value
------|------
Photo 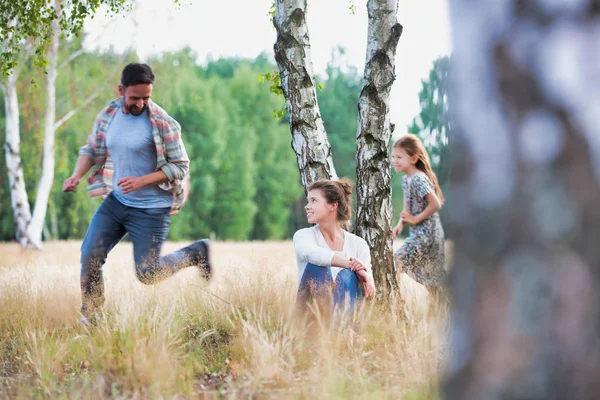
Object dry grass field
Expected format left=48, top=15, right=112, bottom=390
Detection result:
left=0, top=240, right=447, bottom=399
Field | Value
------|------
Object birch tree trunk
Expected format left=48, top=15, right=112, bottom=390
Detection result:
left=3, top=72, right=32, bottom=248
left=445, top=1, right=600, bottom=398
left=26, top=2, right=60, bottom=249
left=273, top=0, right=338, bottom=188
left=355, top=0, right=402, bottom=295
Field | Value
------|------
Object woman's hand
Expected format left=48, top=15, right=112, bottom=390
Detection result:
left=349, top=257, right=368, bottom=272
left=401, top=211, right=419, bottom=226
left=355, top=269, right=376, bottom=300
left=349, top=258, right=376, bottom=300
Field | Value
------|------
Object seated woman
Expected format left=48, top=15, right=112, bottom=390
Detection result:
left=293, top=179, right=376, bottom=319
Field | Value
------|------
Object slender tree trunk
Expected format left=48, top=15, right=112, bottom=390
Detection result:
left=26, top=3, right=60, bottom=249
left=355, top=0, right=402, bottom=296
left=3, top=72, right=32, bottom=247
left=445, top=1, right=600, bottom=399
left=273, top=0, right=337, bottom=188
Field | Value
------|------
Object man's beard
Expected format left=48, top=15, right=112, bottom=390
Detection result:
left=124, top=102, right=146, bottom=116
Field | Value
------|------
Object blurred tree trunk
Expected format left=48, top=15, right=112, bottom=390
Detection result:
left=273, top=0, right=338, bottom=188
left=445, top=1, right=600, bottom=399
left=355, top=0, right=402, bottom=296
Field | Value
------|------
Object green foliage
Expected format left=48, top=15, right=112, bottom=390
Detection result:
left=317, top=51, right=361, bottom=182
left=258, top=70, right=286, bottom=119
left=258, top=70, right=323, bottom=120
left=209, top=81, right=258, bottom=241
left=408, top=56, right=451, bottom=189
left=1, top=44, right=411, bottom=242
left=0, top=95, right=13, bottom=239
left=0, top=35, right=125, bottom=241
left=148, top=52, right=302, bottom=241
left=267, top=1, right=276, bottom=23
left=0, top=44, right=307, bottom=241
left=150, top=50, right=228, bottom=240
left=349, top=1, right=357, bottom=15
left=234, top=66, right=301, bottom=240
left=0, top=0, right=130, bottom=82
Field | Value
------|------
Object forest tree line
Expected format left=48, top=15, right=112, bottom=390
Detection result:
left=0, top=40, right=448, bottom=242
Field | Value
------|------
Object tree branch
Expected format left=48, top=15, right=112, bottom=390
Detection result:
left=57, top=48, right=84, bottom=70
left=54, top=84, right=103, bottom=130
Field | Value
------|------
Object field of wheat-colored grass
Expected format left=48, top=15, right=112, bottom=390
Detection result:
left=0, top=240, right=447, bottom=399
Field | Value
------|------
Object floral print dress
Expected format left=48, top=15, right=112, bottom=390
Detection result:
left=394, top=172, right=445, bottom=287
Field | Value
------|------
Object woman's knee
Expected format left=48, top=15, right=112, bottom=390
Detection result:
left=336, top=269, right=358, bottom=288
left=301, top=263, right=332, bottom=282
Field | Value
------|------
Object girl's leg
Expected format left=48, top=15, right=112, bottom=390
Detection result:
left=296, top=263, right=333, bottom=314
left=333, top=269, right=363, bottom=318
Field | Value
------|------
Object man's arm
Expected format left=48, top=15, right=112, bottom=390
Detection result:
left=160, top=119, right=190, bottom=182
left=62, top=155, right=94, bottom=192
left=117, top=170, right=170, bottom=194
left=63, top=111, right=106, bottom=193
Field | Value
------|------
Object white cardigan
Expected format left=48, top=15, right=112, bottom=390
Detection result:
left=293, top=225, right=371, bottom=281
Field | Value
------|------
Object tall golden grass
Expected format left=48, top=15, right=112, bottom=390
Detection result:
left=0, top=241, right=447, bottom=399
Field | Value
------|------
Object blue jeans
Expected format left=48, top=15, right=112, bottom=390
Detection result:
left=296, top=263, right=363, bottom=318
left=80, top=193, right=206, bottom=318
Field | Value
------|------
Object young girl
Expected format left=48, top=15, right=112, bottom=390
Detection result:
left=293, top=179, right=376, bottom=318
left=391, top=134, right=445, bottom=293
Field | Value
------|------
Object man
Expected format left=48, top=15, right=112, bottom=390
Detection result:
left=63, top=62, right=210, bottom=325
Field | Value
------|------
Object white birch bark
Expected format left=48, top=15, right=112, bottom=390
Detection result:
left=273, top=0, right=337, bottom=188
left=3, top=71, right=32, bottom=247
left=26, top=2, right=60, bottom=249
left=445, top=1, right=600, bottom=398
left=355, top=0, right=402, bottom=295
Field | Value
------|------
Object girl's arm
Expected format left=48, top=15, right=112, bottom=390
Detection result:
left=393, top=197, right=409, bottom=236
left=402, top=192, right=442, bottom=225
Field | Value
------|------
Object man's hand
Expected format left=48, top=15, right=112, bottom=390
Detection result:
left=118, top=176, right=145, bottom=194
left=62, top=176, right=80, bottom=192
left=401, top=211, right=419, bottom=226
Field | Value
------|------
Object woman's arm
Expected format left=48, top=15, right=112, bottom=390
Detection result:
left=354, top=240, right=375, bottom=299
left=294, top=229, right=339, bottom=267
left=293, top=229, right=365, bottom=270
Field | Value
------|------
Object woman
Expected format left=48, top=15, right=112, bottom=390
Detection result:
left=293, top=179, right=376, bottom=318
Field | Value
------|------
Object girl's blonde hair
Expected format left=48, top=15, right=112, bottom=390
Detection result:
left=393, top=134, right=445, bottom=203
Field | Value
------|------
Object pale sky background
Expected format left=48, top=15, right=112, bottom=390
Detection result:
left=84, top=0, right=452, bottom=133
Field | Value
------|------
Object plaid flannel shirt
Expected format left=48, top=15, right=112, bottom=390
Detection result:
left=79, top=97, right=190, bottom=214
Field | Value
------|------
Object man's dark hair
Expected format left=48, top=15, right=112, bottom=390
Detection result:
left=121, top=63, right=155, bottom=87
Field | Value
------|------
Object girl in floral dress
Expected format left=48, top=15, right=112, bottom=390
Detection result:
left=391, top=134, right=446, bottom=294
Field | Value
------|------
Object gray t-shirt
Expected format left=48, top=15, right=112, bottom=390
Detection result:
left=106, top=108, right=173, bottom=209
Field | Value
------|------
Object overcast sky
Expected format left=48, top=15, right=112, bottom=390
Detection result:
left=84, top=0, right=452, bottom=132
